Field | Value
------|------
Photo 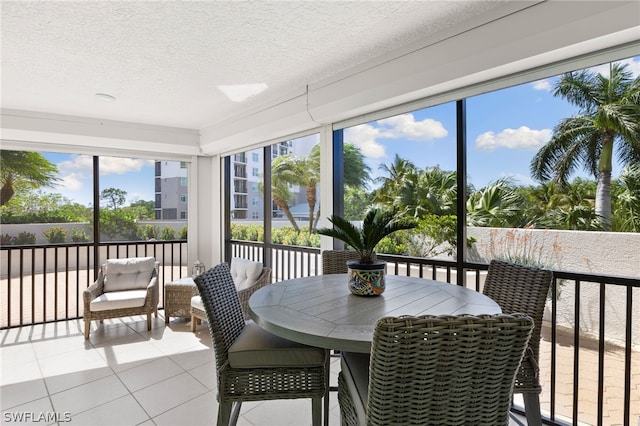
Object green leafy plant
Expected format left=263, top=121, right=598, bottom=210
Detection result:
left=14, top=231, right=36, bottom=245
left=178, top=225, right=188, bottom=240
left=1, top=233, right=15, bottom=245
left=160, top=227, right=176, bottom=240
left=70, top=228, right=91, bottom=242
left=43, top=226, right=67, bottom=243
left=317, top=207, right=416, bottom=264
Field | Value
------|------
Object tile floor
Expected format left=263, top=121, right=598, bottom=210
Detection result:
left=1, top=314, right=527, bottom=425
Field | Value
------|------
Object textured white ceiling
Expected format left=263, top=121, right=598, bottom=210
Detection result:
left=1, top=0, right=510, bottom=130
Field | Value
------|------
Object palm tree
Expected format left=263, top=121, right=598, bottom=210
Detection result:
left=0, top=150, right=60, bottom=206
left=466, top=179, right=524, bottom=227
left=530, top=62, right=640, bottom=230
left=372, top=154, right=417, bottom=206
left=268, top=157, right=301, bottom=231
left=612, top=164, right=640, bottom=232
left=272, top=143, right=371, bottom=232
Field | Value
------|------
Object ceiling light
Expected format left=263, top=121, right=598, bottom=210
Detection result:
left=95, top=93, right=116, bottom=102
left=217, top=84, right=268, bottom=102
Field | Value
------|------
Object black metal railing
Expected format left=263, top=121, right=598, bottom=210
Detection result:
left=1, top=240, right=188, bottom=328
left=229, top=240, right=639, bottom=426
left=1, top=238, right=637, bottom=425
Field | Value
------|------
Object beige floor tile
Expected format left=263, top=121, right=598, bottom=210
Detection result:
left=152, top=390, right=217, bottom=426
left=132, top=371, right=209, bottom=418
left=187, top=360, right=217, bottom=390
left=44, top=365, right=114, bottom=395
left=67, top=394, right=149, bottom=426
left=50, top=374, right=129, bottom=416
left=240, top=398, right=320, bottom=426
left=38, top=347, right=108, bottom=378
left=0, top=378, right=48, bottom=410
left=118, top=356, right=184, bottom=392
left=170, top=346, right=214, bottom=371
left=0, top=359, right=42, bottom=386
left=1, top=396, right=56, bottom=426
left=95, top=340, right=166, bottom=373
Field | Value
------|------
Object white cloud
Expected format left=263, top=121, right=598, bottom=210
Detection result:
left=59, top=173, right=84, bottom=191
left=475, top=126, right=551, bottom=151
left=376, top=114, right=448, bottom=140
left=344, top=124, right=386, bottom=158
left=531, top=79, right=552, bottom=91
left=344, top=113, right=448, bottom=159
left=99, top=157, right=154, bottom=175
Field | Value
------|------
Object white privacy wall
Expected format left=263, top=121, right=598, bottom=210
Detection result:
left=468, top=227, right=640, bottom=348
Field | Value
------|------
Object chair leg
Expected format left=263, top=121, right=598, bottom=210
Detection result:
left=191, top=315, right=196, bottom=332
left=230, top=402, right=242, bottom=426
left=523, top=393, right=542, bottom=426
left=324, top=351, right=330, bottom=426
left=147, top=313, right=152, bottom=331
left=217, top=401, right=233, bottom=426
left=165, top=313, right=170, bottom=324
left=84, top=320, right=90, bottom=339
left=154, top=307, right=158, bottom=318
left=312, top=397, right=322, bottom=426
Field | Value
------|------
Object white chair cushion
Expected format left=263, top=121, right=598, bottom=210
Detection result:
left=230, top=258, right=263, bottom=291
left=103, top=257, right=155, bottom=292
left=190, top=295, right=203, bottom=310
left=228, top=322, right=326, bottom=368
left=90, top=290, right=148, bottom=311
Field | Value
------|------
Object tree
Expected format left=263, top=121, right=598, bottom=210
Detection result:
left=100, top=188, right=127, bottom=209
left=466, top=179, right=524, bottom=227
left=530, top=62, right=640, bottom=230
left=0, top=150, right=60, bottom=206
left=271, top=143, right=371, bottom=232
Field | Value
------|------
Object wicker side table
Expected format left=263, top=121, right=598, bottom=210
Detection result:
left=164, top=277, right=198, bottom=324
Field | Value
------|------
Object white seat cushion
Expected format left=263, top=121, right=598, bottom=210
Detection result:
left=90, top=290, right=148, bottom=311
left=228, top=322, right=326, bottom=368
left=190, top=295, right=203, bottom=311
left=103, top=257, right=155, bottom=292
left=230, top=258, right=263, bottom=291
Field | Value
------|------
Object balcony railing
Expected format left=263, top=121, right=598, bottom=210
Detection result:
left=229, top=240, right=639, bottom=426
left=1, top=240, right=188, bottom=328
left=2, top=239, right=638, bottom=425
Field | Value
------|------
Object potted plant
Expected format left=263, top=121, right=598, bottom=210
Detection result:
left=317, top=207, right=416, bottom=296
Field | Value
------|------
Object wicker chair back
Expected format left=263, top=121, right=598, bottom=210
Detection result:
left=339, top=314, right=534, bottom=426
left=321, top=250, right=360, bottom=274
left=193, top=263, right=246, bottom=372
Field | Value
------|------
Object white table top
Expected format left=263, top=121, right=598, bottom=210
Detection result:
left=248, top=274, right=501, bottom=353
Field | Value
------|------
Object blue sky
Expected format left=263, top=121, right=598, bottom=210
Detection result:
left=42, top=56, right=639, bottom=206
left=346, top=56, right=640, bottom=189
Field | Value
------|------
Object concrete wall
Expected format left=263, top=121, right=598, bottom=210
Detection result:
left=0, top=221, right=187, bottom=245
left=467, top=227, right=640, bottom=348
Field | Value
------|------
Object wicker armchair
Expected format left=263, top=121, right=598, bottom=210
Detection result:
left=190, top=263, right=272, bottom=331
left=83, top=257, right=159, bottom=339
left=483, top=260, right=554, bottom=426
left=338, top=314, right=534, bottom=426
left=321, top=250, right=360, bottom=274
left=193, top=263, right=328, bottom=426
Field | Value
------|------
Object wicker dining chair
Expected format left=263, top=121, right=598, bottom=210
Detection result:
left=338, top=314, right=534, bottom=426
left=321, top=250, right=361, bottom=274
left=483, top=260, right=554, bottom=426
left=193, top=263, right=328, bottom=426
